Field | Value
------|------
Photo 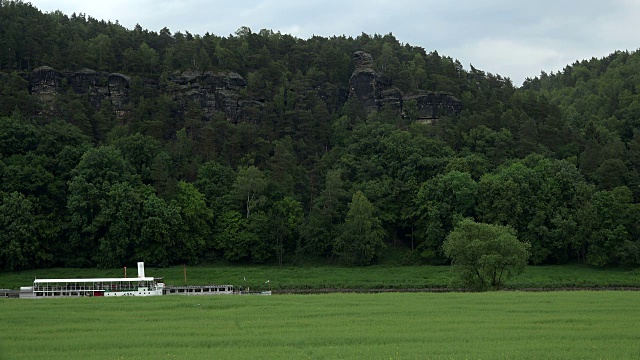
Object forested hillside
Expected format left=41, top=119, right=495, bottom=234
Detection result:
left=1, top=0, right=639, bottom=270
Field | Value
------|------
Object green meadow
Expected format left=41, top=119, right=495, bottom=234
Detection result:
left=1, top=291, right=639, bottom=359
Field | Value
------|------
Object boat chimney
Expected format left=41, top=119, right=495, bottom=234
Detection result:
left=137, top=262, right=145, bottom=278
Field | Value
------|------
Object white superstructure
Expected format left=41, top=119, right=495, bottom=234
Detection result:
left=29, top=262, right=165, bottom=298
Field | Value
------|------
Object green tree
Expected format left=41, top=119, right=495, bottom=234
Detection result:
left=111, top=133, right=161, bottom=184
left=86, top=34, right=115, bottom=71
left=0, top=73, right=37, bottom=116
left=266, top=136, right=302, bottom=199
left=462, top=126, right=514, bottom=166
left=376, top=43, right=400, bottom=81
left=123, top=42, right=159, bottom=75
left=443, top=219, right=530, bottom=291
left=171, top=181, right=213, bottom=263
left=195, top=161, right=236, bottom=211
left=477, top=156, right=587, bottom=264
left=301, top=168, right=350, bottom=259
left=245, top=211, right=274, bottom=263
left=578, top=186, right=639, bottom=266
left=66, top=146, right=134, bottom=266
left=334, top=191, right=385, bottom=266
left=270, top=196, right=303, bottom=265
left=55, top=94, right=93, bottom=138
left=169, top=127, right=197, bottom=181
left=0, top=192, right=50, bottom=270
left=93, top=182, right=145, bottom=268
left=214, top=210, right=250, bottom=261
left=137, top=193, right=181, bottom=266
left=0, top=115, right=38, bottom=156
left=91, top=101, right=117, bottom=144
left=67, top=35, right=88, bottom=70
left=36, top=120, right=91, bottom=173
left=414, top=171, right=477, bottom=262
left=232, top=165, right=266, bottom=218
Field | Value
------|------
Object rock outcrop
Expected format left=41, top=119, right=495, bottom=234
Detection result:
left=349, top=51, right=386, bottom=113
left=30, top=66, right=130, bottom=116
left=165, top=70, right=263, bottom=123
left=29, top=67, right=262, bottom=123
left=29, top=52, right=459, bottom=126
left=30, top=66, right=64, bottom=108
left=348, top=51, right=462, bottom=120
left=404, top=93, right=464, bottom=120
left=108, top=73, right=131, bottom=117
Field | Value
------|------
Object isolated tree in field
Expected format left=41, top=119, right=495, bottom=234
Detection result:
left=334, top=191, right=385, bottom=266
left=443, top=219, right=530, bottom=290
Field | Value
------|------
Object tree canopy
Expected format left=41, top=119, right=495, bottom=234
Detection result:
left=443, top=219, right=530, bottom=290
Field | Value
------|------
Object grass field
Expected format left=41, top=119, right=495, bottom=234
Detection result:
left=1, top=291, right=639, bottom=359
left=1, top=264, right=639, bottom=291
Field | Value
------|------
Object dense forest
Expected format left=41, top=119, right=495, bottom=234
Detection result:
left=1, top=0, right=639, bottom=270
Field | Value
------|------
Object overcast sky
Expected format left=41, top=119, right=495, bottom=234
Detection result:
left=27, top=0, right=640, bottom=86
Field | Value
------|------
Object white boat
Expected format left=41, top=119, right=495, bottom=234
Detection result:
left=26, top=262, right=165, bottom=298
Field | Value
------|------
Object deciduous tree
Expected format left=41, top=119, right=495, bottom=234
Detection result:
left=443, top=219, right=530, bottom=290
left=334, top=191, right=385, bottom=266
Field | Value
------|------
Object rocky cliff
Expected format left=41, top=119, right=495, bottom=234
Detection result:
left=165, top=70, right=263, bottom=123
left=29, top=66, right=262, bottom=123
left=28, top=52, right=459, bottom=126
left=348, top=51, right=462, bottom=120
left=348, top=51, right=382, bottom=112
left=30, top=66, right=131, bottom=117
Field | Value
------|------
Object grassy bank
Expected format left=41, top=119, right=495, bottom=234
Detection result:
left=1, top=291, right=640, bottom=359
left=1, top=264, right=639, bottom=291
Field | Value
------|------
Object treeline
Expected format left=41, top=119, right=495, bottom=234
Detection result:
left=1, top=0, right=639, bottom=270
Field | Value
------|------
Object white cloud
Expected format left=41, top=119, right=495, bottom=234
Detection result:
left=449, top=39, right=568, bottom=85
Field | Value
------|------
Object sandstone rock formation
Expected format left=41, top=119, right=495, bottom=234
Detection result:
left=166, top=70, right=262, bottom=123
left=30, top=66, right=64, bottom=108
left=404, top=93, right=464, bottom=120
left=29, top=52, right=459, bottom=126
left=30, top=66, right=130, bottom=116
left=348, top=51, right=462, bottom=120
left=108, top=73, right=131, bottom=117
left=29, top=67, right=262, bottom=123
left=349, top=51, right=385, bottom=112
